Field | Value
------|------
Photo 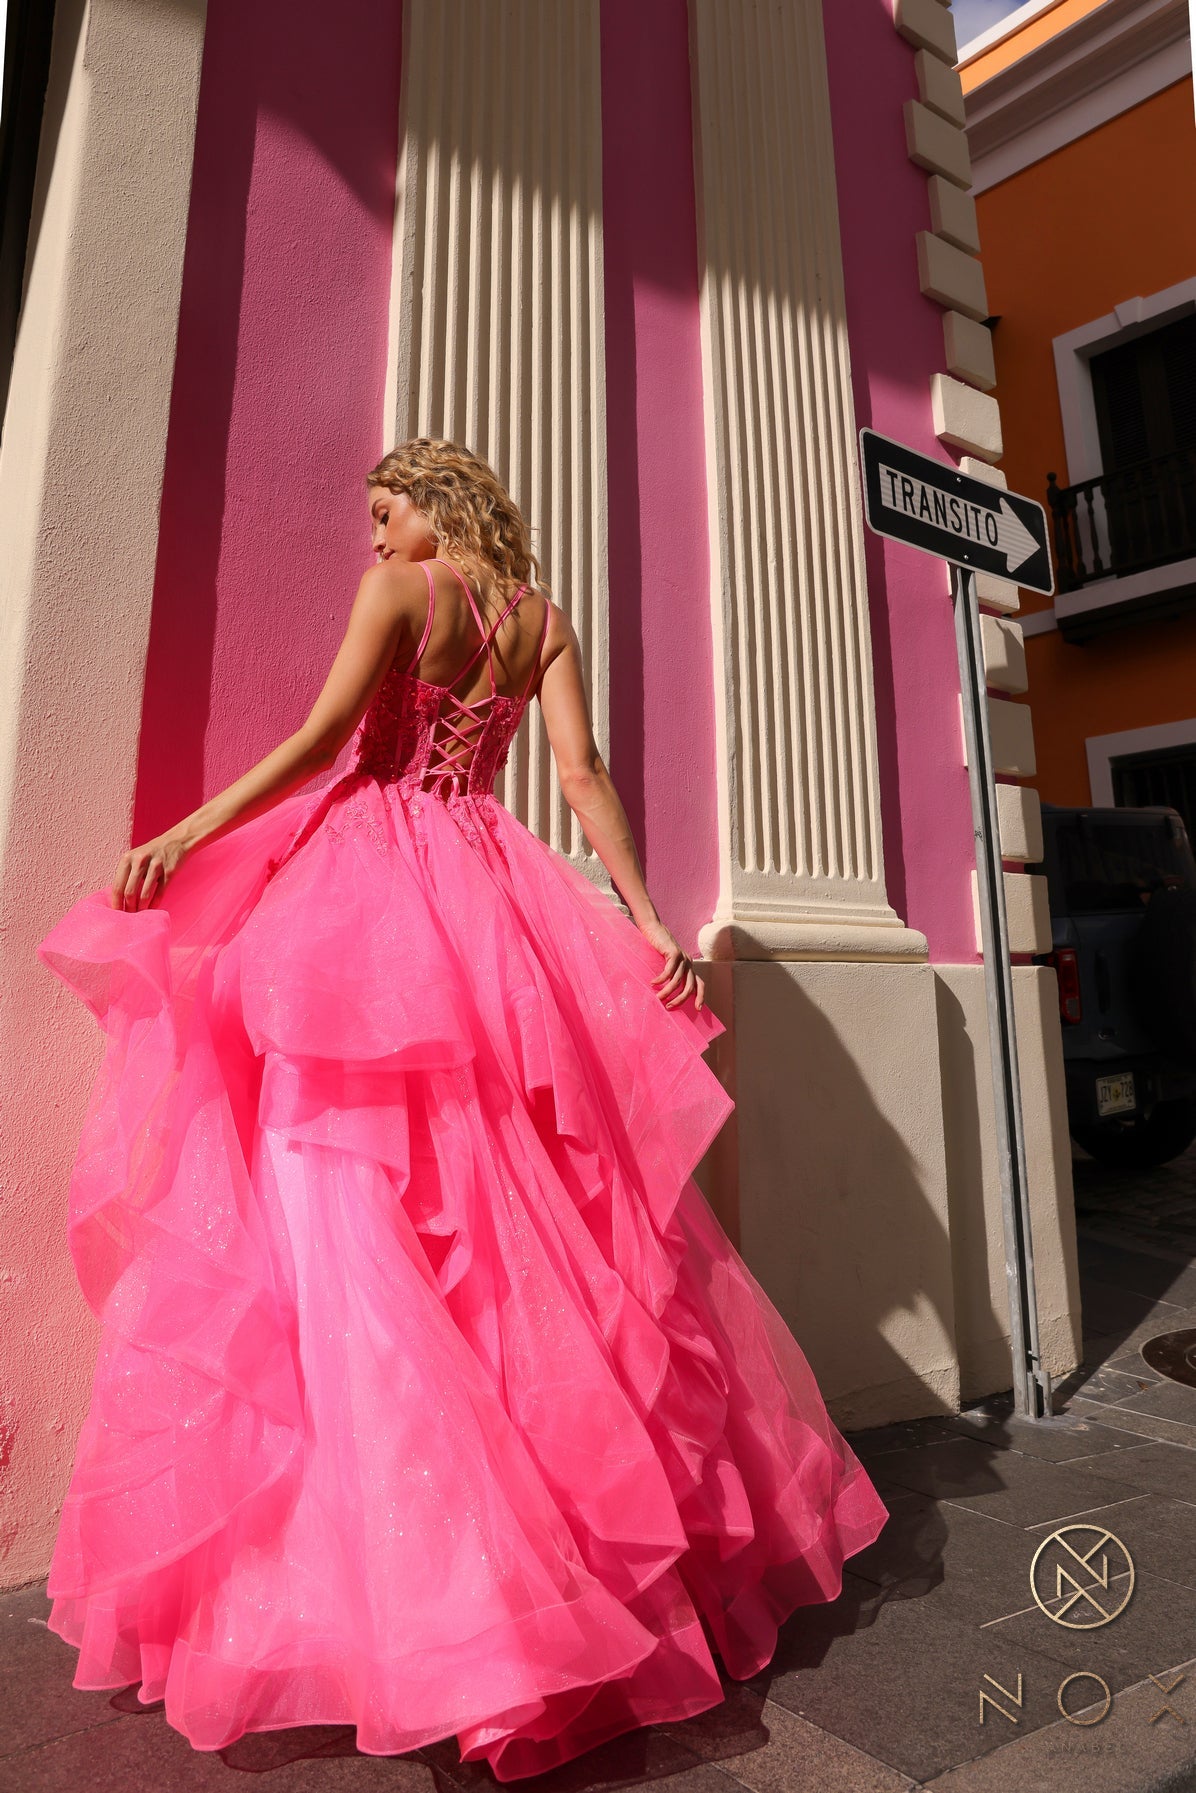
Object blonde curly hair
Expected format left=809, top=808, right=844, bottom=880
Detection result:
left=366, top=437, right=549, bottom=611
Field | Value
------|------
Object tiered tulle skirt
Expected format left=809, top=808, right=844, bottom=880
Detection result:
left=36, top=766, right=889, bottom=1780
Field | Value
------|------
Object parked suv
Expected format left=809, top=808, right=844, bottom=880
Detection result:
left=1032, top=803, right=1196, bottom=1169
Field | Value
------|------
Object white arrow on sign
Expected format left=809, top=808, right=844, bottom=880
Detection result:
left=877, top=462, right=1040, bottom=574
left=992, top=498, right=1040, bottom=573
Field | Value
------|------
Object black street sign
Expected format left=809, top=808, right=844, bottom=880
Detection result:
left=859, top=427, right=1054, bottom=598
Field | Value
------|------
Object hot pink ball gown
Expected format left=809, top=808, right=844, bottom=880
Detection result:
left=36, top=557, right=889, bottom=1780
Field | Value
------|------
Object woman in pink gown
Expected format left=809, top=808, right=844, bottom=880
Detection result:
left=36, top=437, right=889, bottom=1780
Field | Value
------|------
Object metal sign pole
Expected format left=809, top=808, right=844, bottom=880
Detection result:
left=952, top=566, right=1055, bottom=1421
left=856, top=428, right=1057, bottom=1420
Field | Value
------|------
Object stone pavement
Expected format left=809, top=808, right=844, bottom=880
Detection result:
left=5, top=1197, right=1196, bottom=1793
left=1072, top=1136, right=1196, bottom=1262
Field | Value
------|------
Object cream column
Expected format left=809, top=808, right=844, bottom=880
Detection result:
left=689, top=0, right=926, bottom=962
left=0, top=0, right=207, bottom=1589
left=386, top=0, right=610, bottom=887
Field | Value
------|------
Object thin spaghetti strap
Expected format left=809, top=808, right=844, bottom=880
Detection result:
left=435, top=556, right=487, bottom=636
left=519, top=596, right=552, bottom=703
left=463, top=584, right=526, bottom=696
left=404, top=561, right=437, bottom=673
left=433, top=559, right=527, bottom=696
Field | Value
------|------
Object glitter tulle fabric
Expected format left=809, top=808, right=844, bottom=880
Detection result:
left=35, top=566, right=889, bottom=1780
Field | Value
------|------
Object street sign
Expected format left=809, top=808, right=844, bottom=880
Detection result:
left=856, top=425, right=1058, bottom=1423
left=859, top=427, right=1054, bottom=598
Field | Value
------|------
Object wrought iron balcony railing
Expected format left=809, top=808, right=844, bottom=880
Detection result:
left=1046, top=447, right=1196, bottom=593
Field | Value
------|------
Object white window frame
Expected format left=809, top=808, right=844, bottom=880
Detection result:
left=1051, top=275, right=1196, bottom=628
left=1086, top=717, right=1196, bottom=805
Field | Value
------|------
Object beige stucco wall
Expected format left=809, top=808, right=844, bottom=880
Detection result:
left=0, top=0, right=207, bottom=1590
left=936, top=964, right=1082, bottom=1400
left=703, top=958, right=1080, bottom=1434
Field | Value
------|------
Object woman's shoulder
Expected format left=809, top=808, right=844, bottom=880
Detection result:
left=358, top=555, right=430, bottom=604
left=350, top=559, right=436, bottom=668
left=534, top=594, right=578, bottom=681
left=537, top=592, right=571, bottom=641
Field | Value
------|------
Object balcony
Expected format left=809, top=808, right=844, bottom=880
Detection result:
left=1046, top=448, right=1196, bottom=641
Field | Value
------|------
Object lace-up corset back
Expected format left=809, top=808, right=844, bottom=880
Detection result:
left=351, top=558, right=548, bottom=797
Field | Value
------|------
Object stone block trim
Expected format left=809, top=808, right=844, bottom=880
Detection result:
left=915, top=47, right=966, bottom=127
left=917, top=230, right=989, bottom=320
left=986, top=696, right=1036, bottom=778
left=959, top=455, right=1006, bottom=486
left=971, top=871, right=1051, bottom=954
left=944, top=308, right=996, bottom=390
left=928, top=173, right=981, bottom=253
left=904, top=98, right=972, bottom=189
left=974, top=572, right=1021, bottom=612
left=893, top=0, right=958, bottom=61
left=981, top=614, right=1027, bottom=693
left=996, top=782, right=1043, bottom=864
left=930, top=372, right=1003, bottom=460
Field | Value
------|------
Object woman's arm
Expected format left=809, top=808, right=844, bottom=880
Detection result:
left=537, top=605, right=705, bottom=1011
left=111, top=560, right=417, bottom=910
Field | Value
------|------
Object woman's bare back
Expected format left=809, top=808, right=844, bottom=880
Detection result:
left=403, top=556, right=553, bottom=708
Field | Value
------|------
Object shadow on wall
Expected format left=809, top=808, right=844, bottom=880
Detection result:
left=710, top=960, right=1010, bottom=1429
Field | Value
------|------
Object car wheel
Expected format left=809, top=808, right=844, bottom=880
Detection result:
left=1072, top=1097, right=1196, bottom=1171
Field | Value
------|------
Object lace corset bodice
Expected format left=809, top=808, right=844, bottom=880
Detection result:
left=348, top=558, right=550, bottom=798
left=350, top=672, right=531, bottom=797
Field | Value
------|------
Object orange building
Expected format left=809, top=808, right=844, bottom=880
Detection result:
left=960, top=0, right=1196, bottom=825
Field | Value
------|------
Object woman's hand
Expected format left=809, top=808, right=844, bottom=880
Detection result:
left=638, top=916, right=705, bottom=1012
left=110, top=832, right=192, bottom=911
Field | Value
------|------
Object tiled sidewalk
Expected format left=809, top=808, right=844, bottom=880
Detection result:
left=1072, top=1137, right=1196, bottom=1261
left=4, top=1228, right=1196, bottom=1793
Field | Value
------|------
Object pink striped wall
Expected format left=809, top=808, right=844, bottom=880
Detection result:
left=823, top=0, right=979, bottom=964
left=601, top=0, right=720, bottom=961
left=133, top=0, right=402, bottom=840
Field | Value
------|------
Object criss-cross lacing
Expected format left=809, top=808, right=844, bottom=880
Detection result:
left=407, top=559, right=545, bottom=798
left=420, top=689, right=504, bottom=797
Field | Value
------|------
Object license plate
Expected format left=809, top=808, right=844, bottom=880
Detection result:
left=1096, top=1073, right=1136, bottom=1118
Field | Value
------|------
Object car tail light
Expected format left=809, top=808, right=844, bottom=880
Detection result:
left=1050, top=948, right=1082, bottom=1024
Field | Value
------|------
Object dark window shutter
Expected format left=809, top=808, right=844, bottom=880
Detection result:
left=1160, top=319, right=1196, bottom=455
left=1090, top=313, right=1196, bottom=473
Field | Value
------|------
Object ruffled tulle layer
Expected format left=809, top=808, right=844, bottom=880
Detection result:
left=37, top=768, right=889, bottom=1779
